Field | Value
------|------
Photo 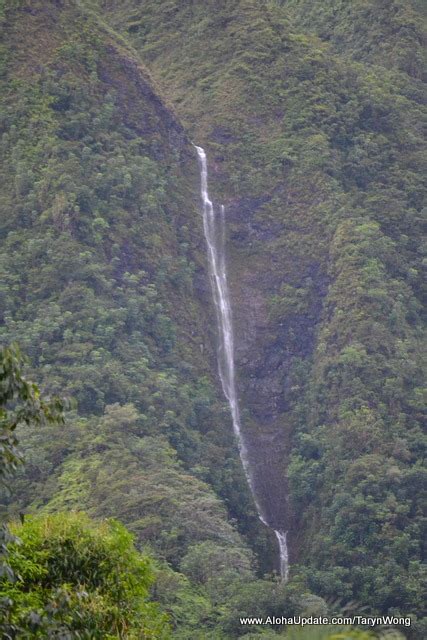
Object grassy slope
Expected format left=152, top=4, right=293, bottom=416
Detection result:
left=99, top=0, right=426, bottom=633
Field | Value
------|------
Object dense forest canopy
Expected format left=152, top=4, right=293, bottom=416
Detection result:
left=0, top=0, right=425, bottom=638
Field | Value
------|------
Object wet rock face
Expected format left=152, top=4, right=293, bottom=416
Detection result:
left=225, top=192, right=329, bottom=556
left=230, top=216, right=327, bottom=423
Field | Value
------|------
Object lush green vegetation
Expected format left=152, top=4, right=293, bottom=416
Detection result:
left=0, top=0, right=263, bottom=556
left=0, top=357, right=367, bottom=640
left=283, top=0, right=426, bottom=79
left=0, top=344, right=169, bottom=637
left=0, top=0, right=425, bottom=637
left=2, top=512, right=170, bottom=638
left=0, top=342, right=66, bottom=600
left=97, top=0, right=426, bottom=636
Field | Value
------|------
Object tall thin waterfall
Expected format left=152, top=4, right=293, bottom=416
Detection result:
left=195, top=145, right=289, bottom=581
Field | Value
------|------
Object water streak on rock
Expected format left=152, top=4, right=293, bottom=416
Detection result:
left=195, top=145, right=288, bottom=580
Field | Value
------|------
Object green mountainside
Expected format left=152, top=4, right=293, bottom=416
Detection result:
left=0, top=0, right=425, bottom=638
left=101, top=0, right=425, bottom=626
left=282, top=0, right=426, bottom=78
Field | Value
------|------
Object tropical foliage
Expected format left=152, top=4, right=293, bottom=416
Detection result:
left=0, top=0, right=425, bottom=638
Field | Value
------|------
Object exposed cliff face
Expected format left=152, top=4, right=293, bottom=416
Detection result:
left=225, top=187, right=331, bottom=551
left=227, top=194, right=329, bottom=540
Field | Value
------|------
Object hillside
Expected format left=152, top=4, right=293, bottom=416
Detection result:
left=0, top=1, right=285, bottom=636
left=0, top=0, right=426, bottom=638
left=97, top=0, right=426, bottom=631
left=283, top=0, right=426, bottom=78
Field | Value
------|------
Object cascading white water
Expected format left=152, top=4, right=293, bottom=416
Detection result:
left=195, top=145, right=289, bottom=581
left=275, top=530, right=289, bottom=583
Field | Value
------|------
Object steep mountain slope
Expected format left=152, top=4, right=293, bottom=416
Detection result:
left=282, top=0, right=426, bottom=79
left=100, top=0, right=426, bottom=633
left=0, top=2, right=289, bottom=635
left=0, top=0, right=425, bottom=637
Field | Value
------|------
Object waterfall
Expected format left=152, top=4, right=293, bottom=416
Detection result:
left=275, top=530, right=289, bottom=583
left=195, top=145, right=289, bottom=581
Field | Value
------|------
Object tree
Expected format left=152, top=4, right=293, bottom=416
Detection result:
left=0, top=343, right=66, bottom=635
left=0, top=345, right=170, bottom=637
left=1, top=512, right=170, bottom=639
left=0, top=343, right=65, bottom=489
